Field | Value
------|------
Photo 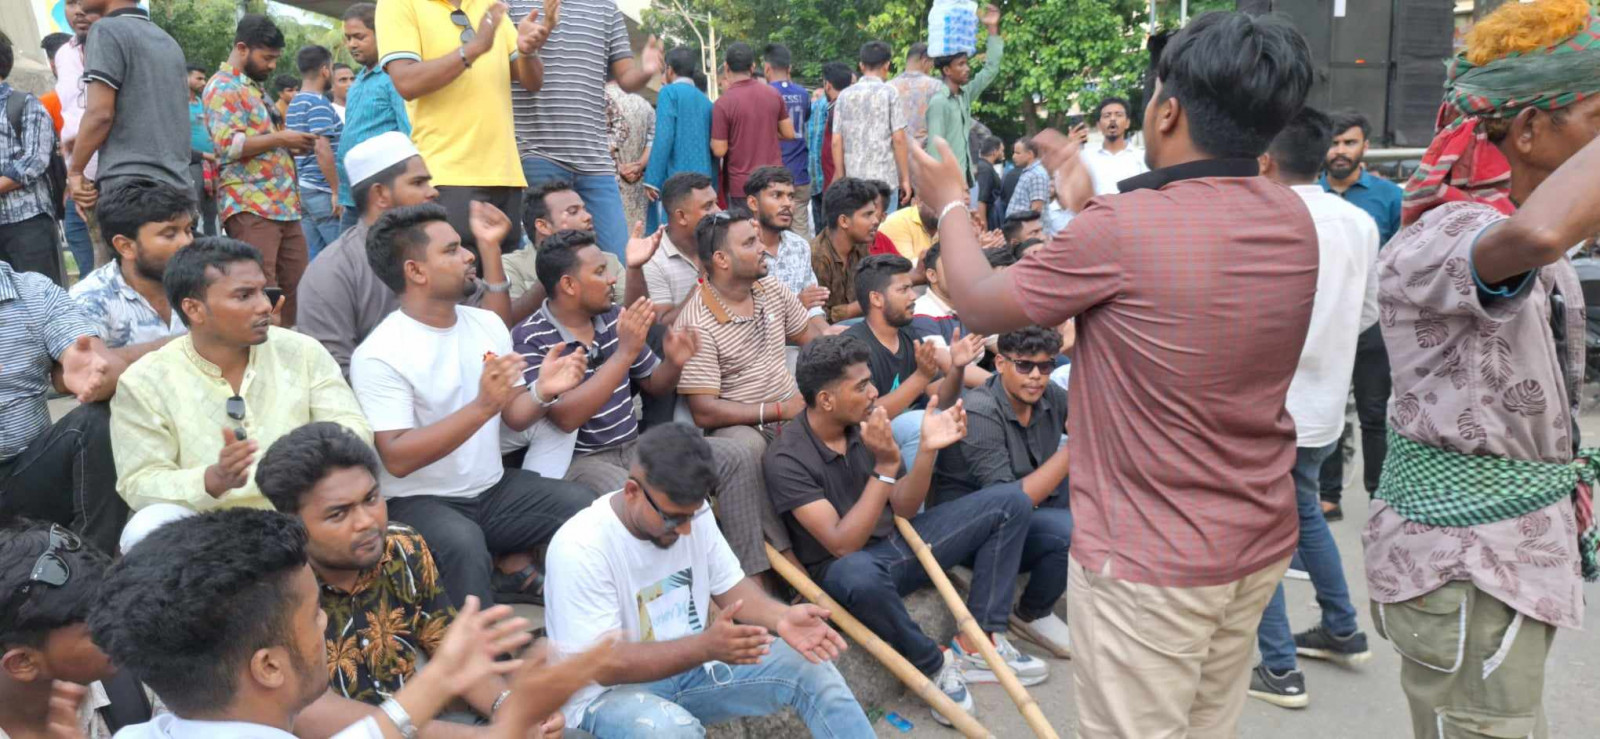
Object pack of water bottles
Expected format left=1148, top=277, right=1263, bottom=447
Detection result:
left=926, top=0, right=979, bottom=58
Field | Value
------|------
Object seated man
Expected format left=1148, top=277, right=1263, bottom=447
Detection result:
left=931, top=326, right=1073, bottom=657
left=70, top=177, right=193, bottom=361
left=0, top=521, right=162, bottom=736
left=88, top=508, right=602, bottom=739
left=297, top=132, right=512, bottom=376
left=810, top=177, right=879, bottom=323
left=629, top=172, right=720, bottom=324
left=876, top=194, right=936, bottom=263
left=741, top=165, right=829, bottom=331
left=503, top=180, right=625, bottom=305
left=544, top=423, right=871, bottom=738
left=843, top=254, right=983, bottom=468
left=910, top=242, right=990, bottom=385
left=1001, top=210, right=1043, bottom=248
left=675, top=213, right=822, bottom=577
left=255, top=422, right=566, bottom=735
left=0, top=262, right=126, bottom=554
left=110, top=238, right=372, bottom=525
left=766, top=336, right=1046, bottom=726
left=351, top=203, right=594, bottom=607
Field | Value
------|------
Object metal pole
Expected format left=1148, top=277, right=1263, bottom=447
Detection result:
left=1181, top=0, right=1188, bottom=24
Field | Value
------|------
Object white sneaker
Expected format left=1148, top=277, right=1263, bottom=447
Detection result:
left=1285, top=568, right=1310, bottom=581
left=929, top=648, right=974, bottom=727
left=951, top=634, right=1050, bottom=686
left=1013, top=613, right=1071, bottom=658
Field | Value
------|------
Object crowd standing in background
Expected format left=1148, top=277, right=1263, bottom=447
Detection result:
left=2, top=1, right=1599, bottom=738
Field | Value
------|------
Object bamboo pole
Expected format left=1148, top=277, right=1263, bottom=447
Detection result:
left=892, top=517, right=1060, bottom=739
left=763, top=543, right=991, bottom=739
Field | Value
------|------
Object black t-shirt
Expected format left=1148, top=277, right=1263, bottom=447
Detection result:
left=843, top=323, right=928, bottom=411
left=976, top=160, right=1002, bottom=230
left=764, top=414, right=899, bottom=574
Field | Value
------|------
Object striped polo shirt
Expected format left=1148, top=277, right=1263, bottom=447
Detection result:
left=675, top=276, right=810, bottom=403
left=508, top=0, right=633, bottom=174
left=512, top=301, right=659, bottom=453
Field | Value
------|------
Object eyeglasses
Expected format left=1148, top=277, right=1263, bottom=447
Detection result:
left=1003, top=356, right=1053, bottom=376
left=0, top=525, right=82, bottom=637
left=629, top=477, right=705, bottom=530
left=450, top=9, right=476, bottom=45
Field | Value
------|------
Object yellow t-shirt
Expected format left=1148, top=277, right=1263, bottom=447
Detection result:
left=377, top=0, right=526, bottom=188
left=878, top=205, right=933, bottom=262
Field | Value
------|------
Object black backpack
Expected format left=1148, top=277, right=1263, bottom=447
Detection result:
left=5, top=90, right=69, bottom=221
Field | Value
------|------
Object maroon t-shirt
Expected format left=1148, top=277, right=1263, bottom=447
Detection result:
left=712, top=78, right=785, bottom=199
left=1007, top=161, right=1319, bottom=587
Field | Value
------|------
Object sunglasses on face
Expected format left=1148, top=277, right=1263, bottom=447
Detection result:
left=1004, top=356, right=1053, bottom=376
left=630, top=477, right=703, bottom=530
left=450, top=9, right=476, bottom=45
left=0, top=525, right=82, bottom=637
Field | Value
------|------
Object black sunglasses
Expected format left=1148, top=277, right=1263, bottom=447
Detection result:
left=1003, top=356, right=1053, bottom=376
left=629, top=477, right=703, bottom=530
left=0, top=525, right=82, bottom=637
left=227, top=395, right=248, bottom=440
left=450, top=9, right=476, bottom=45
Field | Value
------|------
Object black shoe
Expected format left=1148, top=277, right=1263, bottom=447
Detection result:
left=1295, top=624, right=1371, bottom=666
left=1322, top=503, right=1344, bottom=522
left=1248, top=665, right=1309, bottom=709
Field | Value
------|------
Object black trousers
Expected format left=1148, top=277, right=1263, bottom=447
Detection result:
left=0, top=402, right=127, bottom=555
left=386, top=469, right=594, bottom=607
left=433, top=185, right=523, bottom=275
left=1320, top=325, right=1392, bottom=505
left=0, top=213, right=63, bottom=286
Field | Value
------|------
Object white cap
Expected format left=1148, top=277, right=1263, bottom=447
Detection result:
left=345, top=131, right=421, bottom=188
left=119, top=504, right=197, bottom=555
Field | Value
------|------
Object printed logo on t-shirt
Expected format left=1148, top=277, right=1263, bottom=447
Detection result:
left=635, top=568, right=703, bottom=643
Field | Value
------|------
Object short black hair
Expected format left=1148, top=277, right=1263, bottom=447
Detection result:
left=523, top=179, right=578, bottom=238
left=745, top=165, right=793, bottom=197
left=823, top=177, right=877, bottom=232
left=854, top=253, right=911, bottom=312
left=297, top=45, right=332, bottom=76
left=343, top=2, right=376, bottom=28
left=796, top=335, right=872, bottom=405
left=186, top=63, right=208, bottom=76
left=1002, top=210, right=1041, bottom=243
left=921, top=240, right=942, bottom=272
left=932, top=53, right=968, bottom=72
left=367, top=203, right=451, bottom=294
left=235, top=14, right=286, bottom=50
left=859, top=41, right=892, bottom=69
left=351, top=157, right=412, bottom=214
left=97, top=177, right=194, bottom=254
left=164, top=237, right=263, bottom=326
left=1015, top=136, right=1038, bottom=156
left=88, top=510, right=310, bottom=717
left=333, top=62, right=352, bottom=73
left=1153, top=11, right=1313, bottom=159
left=636, top=424, right=718, bottom=507
left=661, top=171, right=714, bottom=214
left=996, top=325, right=1063, bottom=358
left=725, top=42, right=755, bottom=73
left=869, top=179, right=891, bottom=202
left=1094, top=96, right=1132, bottom=121
left=821, top=61, right=854, bottom=92
left=0, top=31, right=13, bottom=80
left=1330, top=109, right=1371, bottom=140
left=907, top=42, right=930, bottom=62
left=695, top=212, right=741, bottom=266
left=274, top=74, right=300, bottom=95
left=979, top=135, right=1004, bottom=157
left=763, top=43, right=792, bottom=71
left=0, top=520, right=111, bottom=649
left=985, top=246, right=1019, bottom=268
left=1268, top=105, right=1334, bottom=181
left=256, top=422, right=380, bottom=515
left=535, top=229, right=599, bottom=297
left=1010, top=238, right=1044, bottom=261
left=42, top=33, right=73, bottom=60
left=666, top=46, right=698, bottom=78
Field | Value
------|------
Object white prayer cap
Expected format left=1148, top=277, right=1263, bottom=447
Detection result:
left=119, top=503, right=197, bottom=555
left=345, top=131, right=421, bottom=188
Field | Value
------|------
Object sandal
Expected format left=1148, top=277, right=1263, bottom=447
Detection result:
left=492, top=564, right=545, bottom=606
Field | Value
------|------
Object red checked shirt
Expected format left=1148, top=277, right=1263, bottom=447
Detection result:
left=1007, top=159, right=1319, bottom=587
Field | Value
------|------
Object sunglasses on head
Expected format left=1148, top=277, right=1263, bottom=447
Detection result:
left=1004, top=356, right=1053, bottom=376
left=0, top=525, right=82, bottom=637
left=450, top=9, right=476, bottom=45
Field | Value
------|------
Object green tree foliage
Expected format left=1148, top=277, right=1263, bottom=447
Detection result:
left=151, top=0, right=345, bottom=86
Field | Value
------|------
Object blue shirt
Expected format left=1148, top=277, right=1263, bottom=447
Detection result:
left=188, top=98, right=214, bottom=154
left=286, top=90, right=342, bottom=194
left=642, top=79, right=715, bottom=193
left=770, top=80, right=810, bottom=186
left=1319, top=170, right=1402, bottom=247
left=806, top=96, right=830, bottom=188
left=0, top=263, right=97, bottom=461
left=336, top=66, right=412, bottom=208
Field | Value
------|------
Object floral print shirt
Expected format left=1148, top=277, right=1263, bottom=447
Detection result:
left=202, top=62, right=300, bottom=222
left=1364, top=202, right=1586, bottom=629
left=321, top=524, right=455, bottom=703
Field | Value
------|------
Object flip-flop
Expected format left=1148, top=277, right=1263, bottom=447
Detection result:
left=492, top=564, right=544, bottom=606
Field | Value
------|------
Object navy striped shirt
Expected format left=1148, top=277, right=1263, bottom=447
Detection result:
left=286, top=91, right=343, bottom=193
left=508, top=0, right=633, bottom=173
left=0, top=263, right=98, bottom=461
left=512, top=302, right=659, bottom=453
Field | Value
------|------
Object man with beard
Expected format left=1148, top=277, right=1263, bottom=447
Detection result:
left=109, top=238, right=372, bottom=527
left=335, top=3, right=411, bottom=234
left=1080, top=97, right=1149, bottom=196
left=70, top=178, right=194, bottom=360
left=843, top=254, right=981, bottom=470
left=503, top=180, right=629, bottom=308
left=1316, top=109, right=1403, bottom=521
left=351, top=203, right=592, bottom=608
left=201, top=15, right=320, bottom=326
left=543, top=423, right=868, bottom=737
left=743, top=166, right=829, bottom=331
left=255, top=422, right=568, bottom=736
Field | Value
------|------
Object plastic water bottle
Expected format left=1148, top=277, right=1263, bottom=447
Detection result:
left=927, top=0, right=979, bottom=58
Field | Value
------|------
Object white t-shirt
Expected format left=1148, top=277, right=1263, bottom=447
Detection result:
left=1284, top=184, right=1381, bottom=448
left=1082, top=143, right=1150, bottom=196
left=350, top=306, right=518, bottom=499
left=544, top=492, right=745, bottom=725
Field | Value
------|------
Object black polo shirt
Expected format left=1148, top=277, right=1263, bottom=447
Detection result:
left=931, top=374, right=1067, bottom=507
left=764, top=412, right=900, bottom=575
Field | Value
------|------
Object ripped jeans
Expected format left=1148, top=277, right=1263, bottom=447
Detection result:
left=576, top=641, right=873, bottom=738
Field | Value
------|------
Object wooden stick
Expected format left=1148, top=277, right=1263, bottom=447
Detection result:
left=763, top=543, right=992, bottom=739
left=893, top=517, right=1060, bottom=739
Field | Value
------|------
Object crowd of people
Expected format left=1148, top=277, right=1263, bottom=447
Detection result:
left=1, top=0, right=1598, bottom=737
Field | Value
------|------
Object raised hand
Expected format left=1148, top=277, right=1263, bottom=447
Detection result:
left=470, top=200, right=514, bottom=252
left=700, top=600, right=774, bottom=665
left=981, top=3, right=1001, bottom=32
left=907, top=138, right=968, bottom=217
left=949, top=328, right=984, bottom=369
left=59, top=335, right=111, bottom=403
left=477, top=351, right=528, bottom=412
left=912, top=338, right=940, bottom=380
left=797, top=284, right=830, bottom=310
left=534, top=342, right=586, bottom=401
left=466, top=3, right=508, bottom=60
left=860, top=406, right=900, bottom=468
left=426, top=596, right=534, bottom=687
left=205, top=427, right=258, bottom=498
left=516, top=3, right=552, bottom=55
left=616, top=297, right=656, bottom=358
left=920, top=398, right=968, bottom=451
left=640, top=36, right=665, bottom=76
left=979, top=228, right=1006, bottom=249
left=625, top=221, right=664, bottom=268
left=775, top=603, right=848, bottom=664
left=661, top=325, right=700, bottom=367
left=1034, top=124, right=1089, bottom=176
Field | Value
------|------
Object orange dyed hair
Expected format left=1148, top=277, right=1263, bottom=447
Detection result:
left=1464, top=0, right=1590, bottom=66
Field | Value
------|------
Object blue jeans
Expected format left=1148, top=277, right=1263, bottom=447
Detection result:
left=521, top=156, right=628, bottom=258
left=1015, top=491, right=1073, bottom=621
left=576, top=641, right=872, bottom=738
left=891, top=409, right=922, bottom=471
left=339, top=206, right=361, bottom=234
left=299, top=186, right=341, bottom=260
left=63, top=205, right=93, bottom=277
left=819, top=482, right=1033, bottom=675
left=1257, top=440, right=1360, bottom=672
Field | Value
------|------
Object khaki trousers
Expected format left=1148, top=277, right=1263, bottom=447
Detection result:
left=1068, top=554, right=1290, bottom=739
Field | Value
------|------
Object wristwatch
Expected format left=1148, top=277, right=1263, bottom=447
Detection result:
left=378, top=699, right=418, bottom=739
left=874, top=473, right=897, bottom=486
